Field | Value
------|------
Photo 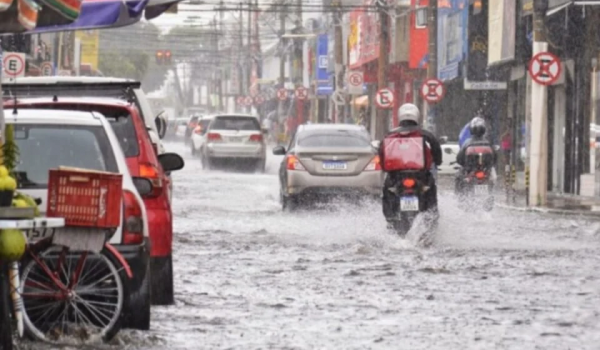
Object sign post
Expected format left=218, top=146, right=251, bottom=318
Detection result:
left=420, top=78, right=446, bottom=104
left=347, top=71, right=364, bottom=95
left=41, top=62, right=53, bottom=76
left=2, top=52, right=25, bottom=79
left=375, top=88, right=395, bottom=109
left=276, top=88, right=288, bottom=101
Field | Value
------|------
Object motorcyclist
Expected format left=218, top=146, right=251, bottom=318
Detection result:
left=455, top=116, right=497, bottom=191
left=379, top=103, right=443, bottom=220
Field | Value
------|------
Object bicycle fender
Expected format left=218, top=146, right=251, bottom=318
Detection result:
left=104, top=243, right=133, bottom=279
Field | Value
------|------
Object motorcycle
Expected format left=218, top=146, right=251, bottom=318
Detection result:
left=385, top=169, right=437, bottom=236
left=452, top=146, right=496, bottom=211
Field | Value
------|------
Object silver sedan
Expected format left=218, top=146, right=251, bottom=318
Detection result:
left=273, top=124, right=383, bottom=210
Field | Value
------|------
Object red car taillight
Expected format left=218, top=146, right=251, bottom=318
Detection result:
left=123, top=190, right=144, bottom=245
left=475, top=171, right=486, bottom=180
left=249, top=134, right=263, bottom=142
left=207, top=133, right=221, bottom=141
left=364, top=155, right=382, bottom=171
left=139, top=162, right=163, bottom=197
left=286, top=155, right=305, bottom=171
left=194, top=126, right=203, bottom=135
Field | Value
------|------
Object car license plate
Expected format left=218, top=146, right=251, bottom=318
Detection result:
left=400, top=196, right=419, bottom=211
left=474, top=185, right=488, bottom=195
left=322, top=161, right=347, bottom=170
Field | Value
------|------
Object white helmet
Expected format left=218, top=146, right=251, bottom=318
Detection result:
left=398, top=103, right=420, bottom=125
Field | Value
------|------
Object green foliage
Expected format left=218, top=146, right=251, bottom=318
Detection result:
left=2, top=125, right=19, bottom=173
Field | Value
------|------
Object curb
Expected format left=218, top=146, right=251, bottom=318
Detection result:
left=496, top=203, right=600, bottom=218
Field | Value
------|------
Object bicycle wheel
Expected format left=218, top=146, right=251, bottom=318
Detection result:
left=20, top=246, right=124, bottom=344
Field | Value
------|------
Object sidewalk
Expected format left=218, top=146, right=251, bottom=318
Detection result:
left=497, top=172, right=600, bottom=217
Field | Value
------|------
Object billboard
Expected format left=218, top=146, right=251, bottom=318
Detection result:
left=488, top=0, right=516, bottom=65
left=316, top=34, right=333, bottom=96
left=75, top=30, right=99, bottom=71
left=437, top=0, right=469, bottom=81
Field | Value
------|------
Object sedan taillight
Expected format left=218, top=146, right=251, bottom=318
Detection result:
left=249, top=134, right=263, bottom=142
left=207, top=133, right=221, bottom=141
left=122, top=190, right=144, bottom=245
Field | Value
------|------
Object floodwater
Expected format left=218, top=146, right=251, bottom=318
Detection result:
left=22, top=141, right=600, bottom=350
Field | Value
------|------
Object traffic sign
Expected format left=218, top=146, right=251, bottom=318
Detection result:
left=528, top=51, right=561, bottom=86
left=347, top=71, right=363, bottom=95
left=236, top=96, right=245, bottom=105
left=276, top=88, right=288, bottom=101
left=41, top=62, right=53, bottom=76
left=254, top=95, right=265, bottom=105
left=420, top=78, right=446, bottom=104
left=295, top=86, right=309, bottom=100
left=244, top=96, right=254, bottom=106
left=2, top=52, right=25, bottom=78
left=375, top=88, right=395, bottom=109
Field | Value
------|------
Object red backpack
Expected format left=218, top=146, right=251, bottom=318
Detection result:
left=381, top=129, right=433, bottom=172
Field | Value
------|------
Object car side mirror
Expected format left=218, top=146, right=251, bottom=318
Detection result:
left=371, top=140, right=380, bottom=149
left=440, top=136, right=448, bottom=145
left=132, top=177, right=153, bottom=196
left=158, top=153, right=185, bottom=172
left=262, top=128, right=269, bottom=135
left=493, top=145, right=501, bottom=151
left=272, top=145, right=286, bottom=155
left=155, top=112, right=167, bottom=139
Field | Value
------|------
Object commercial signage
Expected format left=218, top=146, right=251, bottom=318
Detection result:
left=437, top=0, right=469, bottom=81
left=488, top=0, right=516, bottom=65
left=75, top=30, right=99, bottom=71
left=316, top=34, right=333, bottom=96
left=348, top=1, right=381, bottom=70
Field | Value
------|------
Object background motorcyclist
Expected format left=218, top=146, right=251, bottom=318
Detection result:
left=379, top=103, right=443, bottom=220
left=455, top=116, right=497, bottom=191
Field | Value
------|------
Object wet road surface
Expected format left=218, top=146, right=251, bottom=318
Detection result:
left=26, top=141, right=600, bottom=350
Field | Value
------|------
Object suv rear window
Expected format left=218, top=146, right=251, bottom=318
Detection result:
left=211, top=116, right=260, bottom=131
left=13, top=124, right=118, bottom=189
left=107, top=114, right=140, bottom=157
left=297, top=131, right=371, bottom=148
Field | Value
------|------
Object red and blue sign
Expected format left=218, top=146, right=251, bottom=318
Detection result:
left=316, top=34, right=333, bottom=96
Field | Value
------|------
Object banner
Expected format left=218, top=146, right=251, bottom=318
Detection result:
left=488, top=0, right=515, bottom=65
left=316, top=34, right=333, bottom=96
left=348, top=2, right=380, bottom=69
left=437, top=0, right=468, bottom=81
left=75, top=30, right=99, bottom=71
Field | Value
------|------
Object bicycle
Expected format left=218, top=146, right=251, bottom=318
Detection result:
left=16, top=226, right=131, bottom=344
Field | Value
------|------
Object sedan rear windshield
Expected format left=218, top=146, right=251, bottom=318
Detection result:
left=211, top=116, right=260, bottom=131
left=297, top=131, right=371, bottom=148
left=13, top=124, right=118, bottom=189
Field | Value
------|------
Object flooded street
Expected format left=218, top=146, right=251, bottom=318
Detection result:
left=25, top=141, right=600, bottom=350
left=152, top=142, right=600, bottom=350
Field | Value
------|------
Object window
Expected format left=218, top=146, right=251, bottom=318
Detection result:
left=415, top=7, right=427, bottom=28
left=107, top=114, right=140, bottom=158
left=13, top=125, right=118, bottom=189
left=211, top=116, right=261, bottom=131
left=297, top=131, right=371, bottom=148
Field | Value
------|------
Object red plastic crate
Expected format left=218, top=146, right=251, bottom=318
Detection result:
left=46, top=168, right=123, bottom=228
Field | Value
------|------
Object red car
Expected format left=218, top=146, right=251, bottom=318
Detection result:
left=11, top=97, right=181, bottom=307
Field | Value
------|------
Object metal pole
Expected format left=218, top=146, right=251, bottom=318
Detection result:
left=375, top=0, right=390, bottom=140
left=334, top=0, right=344, bottom=124
left=529, top=0, right=548, bottom=206
left=278, top=2, right=286, bottom=126
left=424, top=0, right=438, bottom=133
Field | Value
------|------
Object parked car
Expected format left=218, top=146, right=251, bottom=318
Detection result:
left=272, top=124, right=383, bottom=210
left=8, top=97, right=185, bottom=310
left=8, top=108, right=157, bottom=330
left=1, top=76, right=168, bottom=154
left=195, top=114, right=267, bottom=172
left=172, top=117, right=189, bottom=140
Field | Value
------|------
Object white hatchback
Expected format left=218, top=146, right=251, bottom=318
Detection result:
left=7, top=108, right=153, bottom=328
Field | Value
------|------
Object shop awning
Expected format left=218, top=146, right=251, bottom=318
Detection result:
left=352, top=95, right=369, bottom=107
left=0, top=0, right=181, bottom=34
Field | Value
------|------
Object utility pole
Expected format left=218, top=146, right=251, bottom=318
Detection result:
left=278, top=1, right=286, bottom=122
left=247, top=0, right=252, bottom=113
left=375, top=0, right=390, bottom=140
left=218, top=1, right=225, bottom=111
left=423, top=0, right=437, bottom=132
left=239, top=2, right=244, bottom=113
left=334, top=0, right=344, bottom=124
left=295, top=0, right=304, bottom=126
left=529, top=0, right=549, bottom=206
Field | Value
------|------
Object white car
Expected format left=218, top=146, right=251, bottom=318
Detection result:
left=190, top=114, right=216, bottom=155
left=9, top=108, right=153, bottom=330
left=1, top=76, right=167, bottom=154
left=192, top=114, right=267, bottom=172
